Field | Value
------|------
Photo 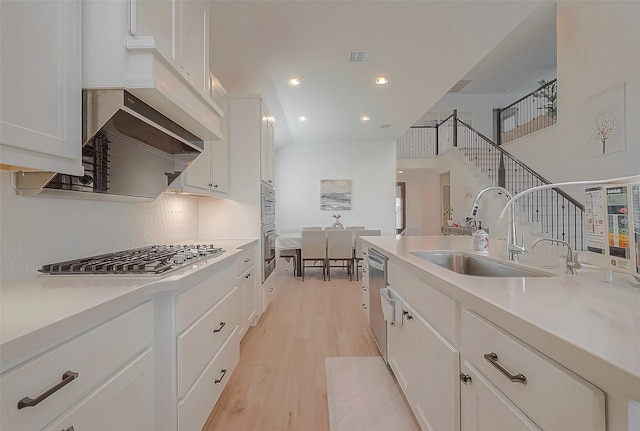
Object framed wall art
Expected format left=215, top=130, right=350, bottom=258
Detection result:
left=586, top=81, right=626, bottom=157
left=320, top=179, right=351, bottom=210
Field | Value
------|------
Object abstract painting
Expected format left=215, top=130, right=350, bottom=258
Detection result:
left=320, top=179, right=351, bottom=210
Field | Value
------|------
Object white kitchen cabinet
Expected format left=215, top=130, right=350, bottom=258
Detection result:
left=0, top=0, right=83, bottom=175
left=174, top=261, right=240, bottom=431
left=178, top=326, right=240, bottom=431
left=130, top=0, right=173, bottom=61
left=177, top=286, right=240, bottom=398
left=238, top=246, right=259, bottom=339
left=461, top=309, right=605, bottom=431
left=177, top=139, right=229, bottom=195
left=0, top=301, right=154, bottom=431
left=460, top=362, right=542, bottom=431
left=260, top=105, right=275, bottom=186
left=175, top=81, right=228, bottom=196
left=175, top=0, right=209, bottom=94
left=44, top=349, right=155, bottom=431
left=387, top=297, right=460, bottom=431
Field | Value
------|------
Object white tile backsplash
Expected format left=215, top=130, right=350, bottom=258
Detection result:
left=0, top=172, right=199, bottom=281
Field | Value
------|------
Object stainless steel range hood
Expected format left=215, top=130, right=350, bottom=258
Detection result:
left=15, top=90, right=205, bottom=200
left=83, top=90, right=204, bottom=155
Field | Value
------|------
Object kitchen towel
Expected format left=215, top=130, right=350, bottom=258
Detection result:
left=325, top=356, right=419, bottom=431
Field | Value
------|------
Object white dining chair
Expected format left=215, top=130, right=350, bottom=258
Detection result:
left=327, top=230, right=353, bottom=281
left=279, top=248, right=299, bottom=276
left=354, top=229, right=381, bottom=280
left=301, top=230, right=327, bottom=281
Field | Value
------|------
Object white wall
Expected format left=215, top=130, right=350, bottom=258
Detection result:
left=397, top=168, right=441, bottom=235
left=504, top=2, right=640, bottom=197
left=0, top=172, right=200, bottom=281
left=274, top=140, right=396, bottom=234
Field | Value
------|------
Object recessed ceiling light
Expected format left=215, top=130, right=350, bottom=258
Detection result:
left=375, top=76, right=389, bottom=85
left=289, top=77, right=301, bottom=87
left=360, top=115, right=370, bottom=122
left=397, top=170, right=404, bottom=174
left=297, top=115, right=307, bottom=122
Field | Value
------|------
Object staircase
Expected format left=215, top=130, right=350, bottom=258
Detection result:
left=450, top=118, right=585, bottom=250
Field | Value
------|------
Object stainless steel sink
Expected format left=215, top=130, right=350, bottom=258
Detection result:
left=409, top=251, right=553, bottom=277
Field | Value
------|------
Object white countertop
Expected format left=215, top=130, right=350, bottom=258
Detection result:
left=0, top=239, right=257, bottom=371
left=362, top=235, right=640, bottom=401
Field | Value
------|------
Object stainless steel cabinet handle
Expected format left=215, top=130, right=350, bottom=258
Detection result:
left=459, top=373, right=472, bottom=385
left=484, top=352, right=527, bottom=384
left=18, top=370, right=79, bottom=409
left=245, top=273, right=251, bottom=279
left=244, top=258, right=251, bottom=263
left=214, top=369, right=228, bottom=384
left=402, top=310, right=413, bottom=320
left=212, top=322, right=226, bottom=333
left=62, top=427, right=75, bottom=431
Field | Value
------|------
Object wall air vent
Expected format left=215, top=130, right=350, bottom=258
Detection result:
left=349, top=51, right=371, bottom=62
left=448, top=79, right=472, bottom=93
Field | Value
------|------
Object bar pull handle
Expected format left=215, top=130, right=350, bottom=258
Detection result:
left=484, top=352, right=527, bottom=384
left=18, top=370, right=79, bottom=409
left=244, top=258, right=251, bottom=263
left=212, top=322, right=226, bottom=333
left=214, top=369, right=228, bottom=384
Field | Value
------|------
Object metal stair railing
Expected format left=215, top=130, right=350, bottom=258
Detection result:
left=455, top=118, right=585, bottom=250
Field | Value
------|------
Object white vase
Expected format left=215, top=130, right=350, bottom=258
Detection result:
left=447, top=220, right=454, bottom=227
left=332, top=220, right=344, bottom=229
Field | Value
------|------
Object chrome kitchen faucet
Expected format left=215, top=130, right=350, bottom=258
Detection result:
left=469, top=186, right=527, bottom=262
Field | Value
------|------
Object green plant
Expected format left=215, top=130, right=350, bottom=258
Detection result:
left=443, top=207, right=454, bottom=219
left=533, top=79, right=557, bottom=119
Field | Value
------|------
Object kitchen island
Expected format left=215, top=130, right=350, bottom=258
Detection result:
left=361, top=235, right=640, bottom=431
left=0, top=238, right=259, bottom=431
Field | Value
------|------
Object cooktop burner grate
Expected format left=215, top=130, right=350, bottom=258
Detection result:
left=39, top=244, right=225, bottom=275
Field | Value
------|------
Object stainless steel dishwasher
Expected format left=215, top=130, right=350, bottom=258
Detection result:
left=368, top=248, right=389, bottom=363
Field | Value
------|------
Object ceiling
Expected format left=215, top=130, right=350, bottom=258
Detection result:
left=208, top=1, right=557, bottom=149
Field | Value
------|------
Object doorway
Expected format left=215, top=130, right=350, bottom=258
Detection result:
left=396, top=182, right=406, bottom=234
left=441, top=172, right=451, bottom=227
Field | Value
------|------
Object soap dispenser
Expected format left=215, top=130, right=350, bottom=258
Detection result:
left=473, top=221, right=489, bottom=253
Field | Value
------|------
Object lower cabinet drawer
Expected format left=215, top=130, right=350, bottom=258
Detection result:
left=461, top=310, right=605, bottom=431
left=44, top=348, right=155, bottom=431
left=178, top=325, right=240, bottom=431
left=177, top=285, right=241, bottom=397
left=0, top=301, right=153, bottom=431
left=177, top=262, right=236, bottom=333
left=237, top=247, right=256, bottom=276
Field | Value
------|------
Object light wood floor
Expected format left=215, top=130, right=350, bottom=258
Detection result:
left=202, top=260, right=380, bottom=431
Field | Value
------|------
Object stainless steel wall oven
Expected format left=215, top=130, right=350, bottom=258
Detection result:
left=261, top=183, right=276, bottom=281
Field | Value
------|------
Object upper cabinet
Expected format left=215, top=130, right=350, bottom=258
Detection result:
left=173, top=74, right=228, bottom=196
left=260, top=105, right=275, bottom=186
left=176, top=0, right=208, bottom=93
left=0, top=0, right=83, bottom=175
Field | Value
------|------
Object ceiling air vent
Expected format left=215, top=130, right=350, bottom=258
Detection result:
left=379, top=123, right=392, bottom=129
left=448, top=79, right=472, bottom=93
left=349, top=51, right=371, bottom=63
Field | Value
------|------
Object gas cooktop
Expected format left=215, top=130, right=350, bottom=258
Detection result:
left=39, top=244, right=225, bottom=276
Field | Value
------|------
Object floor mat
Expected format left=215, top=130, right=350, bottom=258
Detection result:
left=325, top=356, right=420, bottom=431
